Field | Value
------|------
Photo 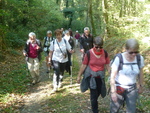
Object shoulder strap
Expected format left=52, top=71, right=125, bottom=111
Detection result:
left=136, top=54, right=141, bottom=70
left=43, top=37, right=47, bottom=46
left=56, top=39, right=65, bottom=55
left=115, top=53, right=123, bottom=71
left=86, top=50, right=90, bottom=65
left=104, top=50, right=108, bottom=59
left=63, top=38, right=66, bottom=44
left=53, top=39, right=55, bottom=50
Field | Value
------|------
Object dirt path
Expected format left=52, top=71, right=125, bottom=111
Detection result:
left=20, top=61, right=53, bottom=113
left=19, top=47, right=93, bottom=113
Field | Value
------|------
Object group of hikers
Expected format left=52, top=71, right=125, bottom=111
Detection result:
left=23, top=27, right=144, bottom=113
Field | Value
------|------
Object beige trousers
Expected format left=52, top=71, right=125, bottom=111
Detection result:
left=27, top=58, right=40, bottom=82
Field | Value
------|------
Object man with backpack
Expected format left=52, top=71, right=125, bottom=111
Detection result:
left=43, top=30, right=54, bottom=73
left=80, top=27, right=93, bottom=60
left=23, top=32, right=43, bottom=85
left=110, top=38, right=144, bottom=113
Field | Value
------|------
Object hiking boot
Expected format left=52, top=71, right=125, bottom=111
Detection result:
left=32, top=80, right=36, bottom=85
left=51, top=87, right=57, bottom=93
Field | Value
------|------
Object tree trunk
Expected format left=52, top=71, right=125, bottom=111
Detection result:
left=103, top=0, right=110, bottom=35
left=66, top=0, right=68, bottom=8
left=88, top=0, right=96, bottom=36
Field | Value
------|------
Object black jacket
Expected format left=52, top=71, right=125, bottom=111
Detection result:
left=80, top=34, right=93, bottom=53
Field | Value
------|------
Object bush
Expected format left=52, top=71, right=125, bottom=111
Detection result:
left=5, top=32, right=24, bottom=48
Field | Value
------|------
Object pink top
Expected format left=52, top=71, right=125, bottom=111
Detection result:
left=28, top=43, right=38, bottom=58
left=82, top=49, right=110, bottom=72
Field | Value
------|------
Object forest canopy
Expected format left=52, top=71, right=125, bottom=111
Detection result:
left=0, top=0, right=150, bottom=52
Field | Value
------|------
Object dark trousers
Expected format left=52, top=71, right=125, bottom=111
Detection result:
left=52, top=60, right=66, bottom=85
left=90, top=78, right=102, bottom=113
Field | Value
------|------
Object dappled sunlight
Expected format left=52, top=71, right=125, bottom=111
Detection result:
left=142, top=37, right=150, bottom=45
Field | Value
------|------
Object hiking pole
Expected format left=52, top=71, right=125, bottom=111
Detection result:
left=70, top=54, right=73, bottom=85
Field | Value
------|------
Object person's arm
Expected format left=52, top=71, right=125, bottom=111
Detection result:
left=138, top=68, right=144, bottom=94
left=105, top=64, right=111, bottom=75
left=110, top=56, right=120, bottom=102
left=79, top=37, right=84, bottom=53
left=77, top=64, right=87, bottom=83
left=110, top=69, right=118, bottom=102
left=66, top=40, right=74, bottom=53
left=48, top=50, right=53, bottom=64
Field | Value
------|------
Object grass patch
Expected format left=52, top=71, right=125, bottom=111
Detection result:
left=0, top=63, right=31, bottom=111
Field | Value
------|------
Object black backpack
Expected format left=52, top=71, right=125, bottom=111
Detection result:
left=111, top=53, right=141, bottom=71
left=43, top=36, right=54, bottom=49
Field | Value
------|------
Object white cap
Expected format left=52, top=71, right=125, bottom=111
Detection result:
left=76, top=30, right=78, bottom=32
left=47, top=30, right=52, bottom=34
left=29, top=32, right=36, bottom=37
left=84, top=27, right=90, bottom=31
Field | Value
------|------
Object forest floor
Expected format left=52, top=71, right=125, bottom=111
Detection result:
left=0, top=47, right=150, bottom=113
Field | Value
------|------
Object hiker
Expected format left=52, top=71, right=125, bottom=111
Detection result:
left=77, top=37, right=110, bottom=113
left=80, top=27, right=93, bottom=60
left=61, top=28, right=65, bottom=37
left=63, top=30, right=75, bottom=75
left=68, top=28, right=73, bottom=37
left=48, top=29, right=74, bottom=92
left=23, top=32, right=43, bottom=85
left=110, top=38, right=144, bottom=113
left=43, top=30, right=54, bottom=73
left=74, top=30, right=81, bottom=47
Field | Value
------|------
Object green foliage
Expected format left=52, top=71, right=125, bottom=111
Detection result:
left=5, top=32, right=25, bottom=48
left=1, top=0, right=66, bottom=50
left=0, top=64, right=30, bottom=103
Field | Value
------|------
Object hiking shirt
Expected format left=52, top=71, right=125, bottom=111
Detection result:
left=83, top=49, right=110, bottom=72
left=111, top=52, right=144, bottom=88
left=49, top=39, right=71, bottom=63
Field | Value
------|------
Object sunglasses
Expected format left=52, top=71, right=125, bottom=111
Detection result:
left=128, top=51, right=139, bottom=54
left=95, top=46, right=103, bottom=49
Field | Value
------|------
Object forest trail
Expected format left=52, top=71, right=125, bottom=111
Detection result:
left=20, top=61, right=53, bottom=113
left=19, top=47, right=93, bottom=113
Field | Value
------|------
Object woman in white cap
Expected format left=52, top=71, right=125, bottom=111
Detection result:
left=23, top=32, right=43, bottom=85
